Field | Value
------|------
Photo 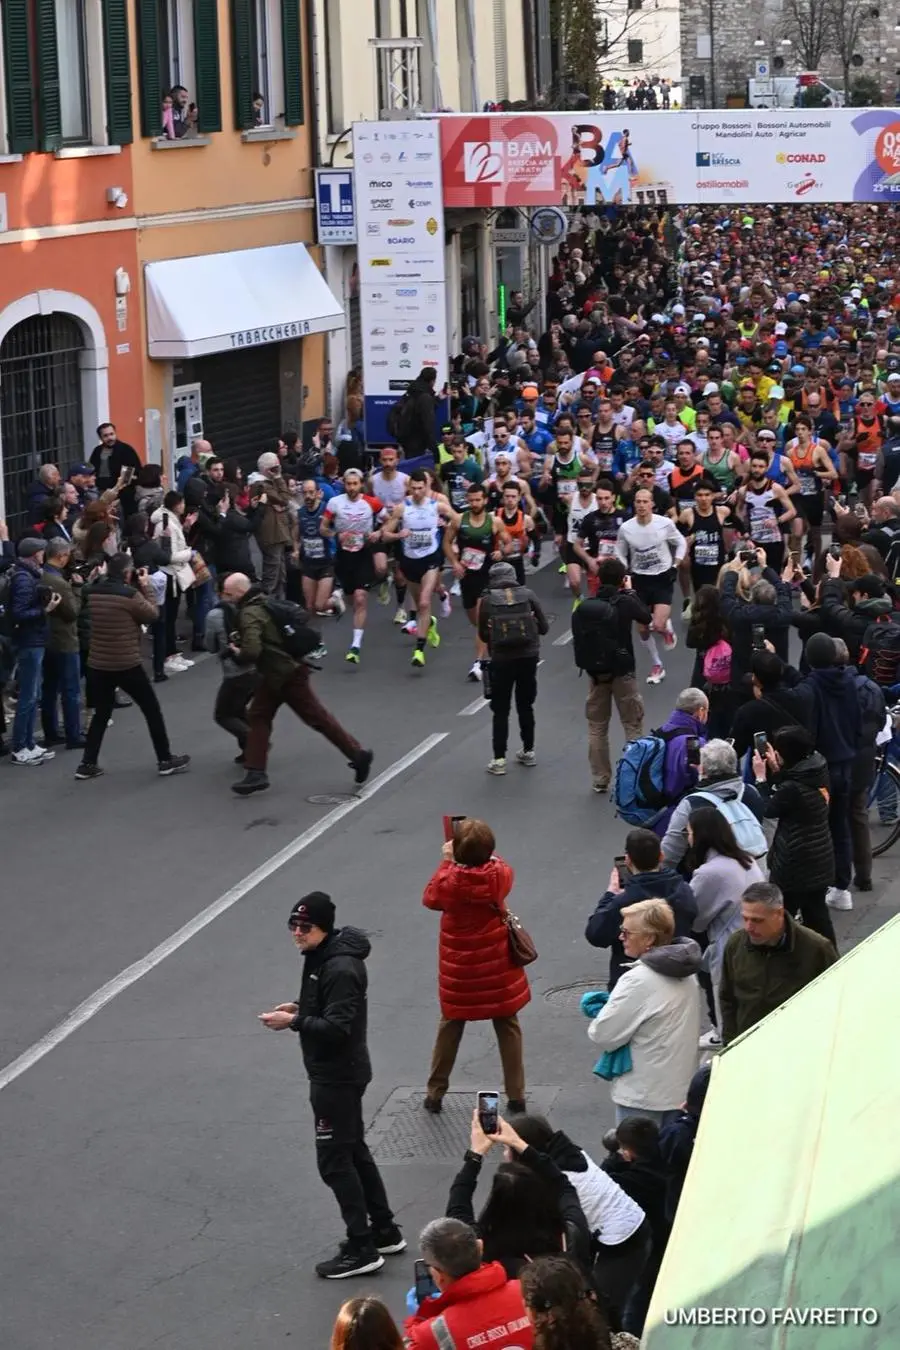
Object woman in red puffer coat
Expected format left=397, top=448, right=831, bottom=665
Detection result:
left=422, top=818, right=530, bottom=1115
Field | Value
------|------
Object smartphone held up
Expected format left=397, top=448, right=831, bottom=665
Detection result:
left=477, top=1090, right=500, bottom=1136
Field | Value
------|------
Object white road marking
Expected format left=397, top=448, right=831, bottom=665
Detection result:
left=0, top=732, right=448, bottom=1094
left=553, top=630, right=573, bottom=647
left=458, top=695, right=488, bottom=716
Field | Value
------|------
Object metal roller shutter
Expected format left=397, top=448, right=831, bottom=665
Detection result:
left=193, top=345, right=282, bottom=472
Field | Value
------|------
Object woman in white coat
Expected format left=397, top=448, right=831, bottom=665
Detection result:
left=588, top=898, right=701, bottom=1128
left=151, top=490, right=197, bottom=674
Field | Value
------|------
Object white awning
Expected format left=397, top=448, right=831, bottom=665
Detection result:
left=145, top=243, right=346, bottom=360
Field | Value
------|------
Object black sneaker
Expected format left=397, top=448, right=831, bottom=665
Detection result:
left=153, top=672, right=169, bottom=684
left=351, top=749, right=374, bottom=786
left=158, top=754, right=191, bottom=776
left=372, top=1225, right=406, bottom=1255
left=75, top=763, right=104, bottom=781
left=234, top=752, right=246, bottom=766
left=506, top=1099, right=527, bottom=1114
left=232, top=770, right=270, bottom=796
left=315, top=1244, right=385, bottom=1280
left=422, top=1095, right=442, bottom=1114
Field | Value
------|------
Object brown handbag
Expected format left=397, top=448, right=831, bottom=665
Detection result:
left=496, top=905, right=538, bottom=967
left=189, top=553, right=211, bottom=588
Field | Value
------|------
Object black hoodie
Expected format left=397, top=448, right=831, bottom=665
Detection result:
left=292, top=927, right=372, bottom=1086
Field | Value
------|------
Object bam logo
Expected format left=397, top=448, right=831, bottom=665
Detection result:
left=464, top=141, right=504, bottom=183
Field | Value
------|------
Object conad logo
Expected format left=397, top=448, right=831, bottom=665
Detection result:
left=775, top=152, right=826, bottom=163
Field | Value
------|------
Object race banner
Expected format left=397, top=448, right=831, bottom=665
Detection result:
left=439, top=109, right=900, bottom=207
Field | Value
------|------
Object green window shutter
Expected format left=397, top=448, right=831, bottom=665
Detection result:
left=34, top=0, right=61, bottom=152
left=280, top=0, right=303, bottom=126
left=136, top=0, right=162, bottom=137
left=1, top=0, right=37, bottom=154
left=230, top=0, right=254, bottom=130
left=102, top=0, right=133, bottom=145
left=194, top=0, right=222, bottom=133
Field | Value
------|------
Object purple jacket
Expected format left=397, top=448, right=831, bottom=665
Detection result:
left=657, top=709, right=707, bottom=834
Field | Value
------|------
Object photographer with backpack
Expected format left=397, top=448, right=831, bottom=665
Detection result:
left=477, top=561, right=549, bottom=776
left=223, top=573, right=373, bottom=797
left=573, top=557, right=650, bottom=794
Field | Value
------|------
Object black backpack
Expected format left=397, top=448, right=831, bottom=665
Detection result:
left=263, top=598, right=320, bottom=660
left=572, top=596, right=622, bottom=677
left=861, top=613, right=900, bottom=689
left=487, top=587, right=538, bottom=653
left=386, top=393, right=413, bottom=443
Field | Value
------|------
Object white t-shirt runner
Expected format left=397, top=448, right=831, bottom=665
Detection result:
left=401, top=498, right=441, bottom=559
left=324, top=493, right=384, bottom=552
left=616, top=513, right=687, bottom=575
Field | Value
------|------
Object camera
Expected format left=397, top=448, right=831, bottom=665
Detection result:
left=827, top=543, right=843, bottom=560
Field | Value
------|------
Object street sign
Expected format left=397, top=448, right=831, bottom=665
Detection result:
left=755, top=59, right=770, bottom=78
left=315, top=169, right=356, bottom=244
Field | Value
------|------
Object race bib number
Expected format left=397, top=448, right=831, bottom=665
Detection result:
left=409, top=529, right=433, bottom=549
left=798, top=471, right=817, bottom=495
left=597, top=538, right=617, bottom=558
left=858, top=452, right=878, bottom=471
left=304, top=537, right=325, bottom=559
left=461, top=546, right=486, bottom=570
left=342, top=531, right=365, bottom=553
left=694, top=542, right=720, bottom=567
left=558, top=480, right=577, bottom=498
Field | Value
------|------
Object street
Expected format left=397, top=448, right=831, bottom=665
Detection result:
left=0, top=566, right=891, bottom=1350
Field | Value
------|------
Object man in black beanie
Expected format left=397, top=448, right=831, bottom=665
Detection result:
left=259, top=892, right=404, bottom=1278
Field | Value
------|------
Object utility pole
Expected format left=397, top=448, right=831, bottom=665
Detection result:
left=708, top=0, right=717, bottom=106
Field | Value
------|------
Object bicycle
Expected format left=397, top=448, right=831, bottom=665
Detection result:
left=868, top=685, right=900, bottom=858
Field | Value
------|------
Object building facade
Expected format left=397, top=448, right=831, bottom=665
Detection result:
left=680, top=0, right=900, bottom=107
left=129, top=0, right=340, bottom=474
left=308, top=0, right=534, bottom=419
left=597, top=0, right=681, bottom=86
left=0, top=0, right=342, bottom=518
left=0, top=0, right=143, bottom=530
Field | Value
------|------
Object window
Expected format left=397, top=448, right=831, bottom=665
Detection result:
left=627, top=38, right=644, bottom=65
left=136, top=0, right=220, bottom=139
left=1, top=0, right=132, bottom=154
left=627, top=0, right=644, bottom=9
left=597, top=15, right=609, bottom=57
left=231, top=0, right=303, bottom=131
left=56, top=0, right=89, bottom=142
left=324, top=0, right=344, bottom=133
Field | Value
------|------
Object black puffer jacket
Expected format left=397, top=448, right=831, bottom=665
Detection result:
left=819, top=579, right=892, bottom=665
left=290, top=927, right=372, bottom=1086
left=757, top=752, right=835, bottom=892
left=720, top=567, right=793, bottom=684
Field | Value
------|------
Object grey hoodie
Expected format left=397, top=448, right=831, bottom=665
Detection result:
left=640, top=935, right=703, bottom=979
left=205, top=604, right=242, bottom=678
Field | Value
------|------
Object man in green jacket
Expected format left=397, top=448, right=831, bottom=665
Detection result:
left=223, top=573, right=372, bottom=797
left=719, top=881, right=838, bottom=1045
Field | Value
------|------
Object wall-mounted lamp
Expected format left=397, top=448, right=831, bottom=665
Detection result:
left=106, top=186, right=129, bottom=209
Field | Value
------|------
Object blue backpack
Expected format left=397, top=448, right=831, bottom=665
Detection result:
left=614, top=727, right=690, bottom=826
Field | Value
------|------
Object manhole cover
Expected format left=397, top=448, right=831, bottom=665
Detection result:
left=543, top=980, right=603, bottom=1011
left=306, top=793, right=358, bottom=805
left=368, top=1087, right=559, bottom=1163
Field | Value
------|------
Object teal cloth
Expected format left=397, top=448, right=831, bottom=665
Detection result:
left=580, top=988, right=633, bottom=1081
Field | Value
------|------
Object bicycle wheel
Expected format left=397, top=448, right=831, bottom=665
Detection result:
left=869, top=759, right=900, bottom=858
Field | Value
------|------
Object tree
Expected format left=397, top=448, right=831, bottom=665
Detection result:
left=827, top=0, right=877, bottom=97
left=546, top=0, right=678, bottom=108
left=781, top=0, right=832, bottom=71
left=850, top=72, right=882, bottom=105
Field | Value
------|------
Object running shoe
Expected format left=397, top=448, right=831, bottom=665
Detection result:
left=825, top=886, right=853, bottom=911
left=411, top=649, right=425, bottom=668
left=11, top=747, right=44, bottom=766
left=31, top=746, right=55, bottom=762
left=345, top=648, right=361, bottom=665
left=467, top=662, right=482, bottom=683
left=402, top=620, right=418, bottom=635
left=558, top=563, right=567, bottom=575
left=439, top=592, right=452, bottom=619
left=572, top=595, right=582, bottom=611
left=516, top=750, right=537, bottom=767
left=331, top=591, right=346, bottom=617
left=393, top=607, right=409, bottom=626
left=663, top=625, right=678, bottom=651
left=427, top=616, right=441, bottom=648
left=310, top=645, right=327, bottom=660
left=376, top=580, right=391, bottom=606
left=487, top=757, right=507, bottom=775
left=646, top=664, right=666, bottom=685
left=450, top=579, right=462, bottom=597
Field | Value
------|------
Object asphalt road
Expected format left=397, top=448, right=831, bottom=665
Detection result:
left=0, top=567, right=889, bottom=1350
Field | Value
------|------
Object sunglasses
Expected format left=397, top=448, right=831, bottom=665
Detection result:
left=287, top=919, right=314, bottom=934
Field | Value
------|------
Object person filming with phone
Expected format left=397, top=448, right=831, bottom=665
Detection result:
left=404, top=1216, right=534, bottom=1350
left=719, top=546, right=793, bottom=687
left=422, top=819, right=531, bottom=1116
